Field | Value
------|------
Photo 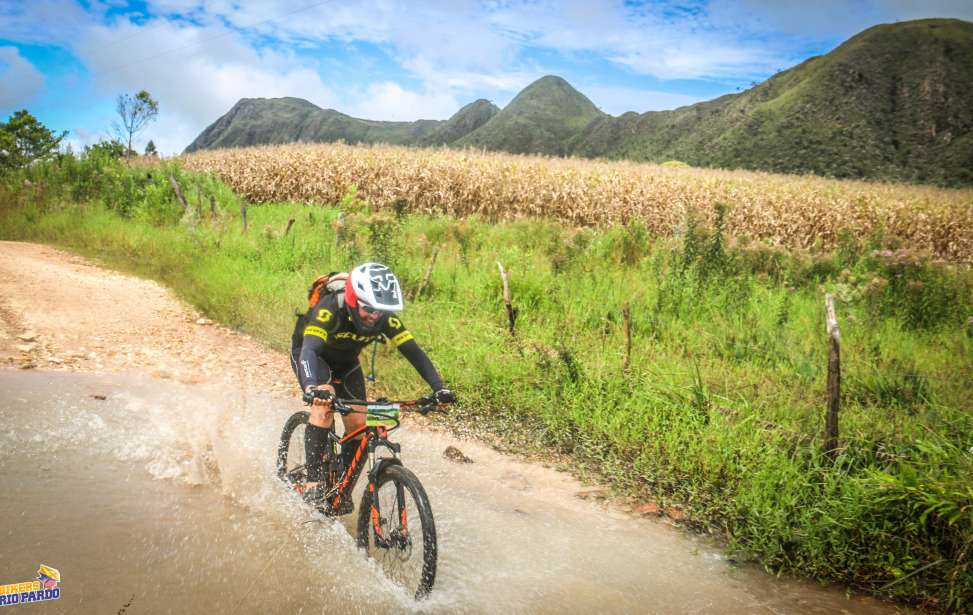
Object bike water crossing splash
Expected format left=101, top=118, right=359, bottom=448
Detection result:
left=0, top=370, right=908, bottom=614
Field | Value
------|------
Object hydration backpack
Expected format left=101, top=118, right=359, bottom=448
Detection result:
left=306, top=271, right=348, bottom=309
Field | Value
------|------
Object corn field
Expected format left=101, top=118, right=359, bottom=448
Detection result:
left=179, top=143, right=973, bottom=263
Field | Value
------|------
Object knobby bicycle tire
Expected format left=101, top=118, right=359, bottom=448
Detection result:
left=277, top=410, right=310, bottom=483
left=356, top=464, right=438, bottom=599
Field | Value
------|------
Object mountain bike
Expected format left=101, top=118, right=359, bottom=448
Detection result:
left=276, top=392, right=444, bottom=599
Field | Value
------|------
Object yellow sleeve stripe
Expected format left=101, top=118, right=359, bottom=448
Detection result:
left=390, top=331, right=414, bottom=347
left=304, top=325, right=329, bottom=341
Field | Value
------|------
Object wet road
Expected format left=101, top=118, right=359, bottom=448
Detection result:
left=0, top=369, right=908, bottom=614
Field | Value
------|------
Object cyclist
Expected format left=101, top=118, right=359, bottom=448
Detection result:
left=290, top=262, right=455, bottom=510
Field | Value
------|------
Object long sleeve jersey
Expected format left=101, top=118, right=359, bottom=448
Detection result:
left=292, top=292, right=443, bottom=393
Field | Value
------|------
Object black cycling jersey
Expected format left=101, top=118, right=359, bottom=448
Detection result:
left=290, top=292, right=443, bottom=394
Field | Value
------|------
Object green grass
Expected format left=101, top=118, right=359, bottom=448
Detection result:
left=2, top=155, right=972, bottom=611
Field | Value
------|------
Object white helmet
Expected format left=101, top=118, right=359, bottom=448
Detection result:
left=348, top=262, right=404, bottom=312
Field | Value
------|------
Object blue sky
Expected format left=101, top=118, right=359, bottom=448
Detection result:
left=2, top=0, right=971, bottom=154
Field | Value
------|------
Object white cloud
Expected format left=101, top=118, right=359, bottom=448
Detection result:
left=0, top=1, right=89, bottom=44
left=345, top=81, right=461, bottom=121
left=583, top=85, right=707, bottom=115
left=488, top=0, right=794, bottom=81
left=0, top=47, right=45, bottom=109
left=70, top=19, right=340, bottom=154
left=62, top=126, right=106, bottom=155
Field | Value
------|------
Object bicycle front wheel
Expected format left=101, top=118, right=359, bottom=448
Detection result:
left=356, top=464, right=437, bottom=599
left=276, top=411, right=310, bottom=484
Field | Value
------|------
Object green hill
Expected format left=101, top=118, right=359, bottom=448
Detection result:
left=419, top=99, right=500, bottom=146
left=574, top=18, right=973, bottom=184
left=185, top=19, right=973, bottom=185
left=454, top=75, right=605, bottom=155
left=184, top=97, right=443, bottom=152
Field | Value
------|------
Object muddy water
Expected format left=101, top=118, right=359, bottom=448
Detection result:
left=0, top=370, right=907, bottom=614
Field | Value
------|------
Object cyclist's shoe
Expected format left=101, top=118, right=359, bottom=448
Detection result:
left=324, top=492, right=354, bottom=517
left=299, top=482, right=327, bottom=504
left=298, top=483, right=353, bottom=516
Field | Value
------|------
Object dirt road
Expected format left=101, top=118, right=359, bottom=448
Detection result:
left=0, top=241, right=294, bottom=392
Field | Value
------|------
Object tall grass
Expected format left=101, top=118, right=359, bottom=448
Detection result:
left=2, top=154, right=972, bottom=611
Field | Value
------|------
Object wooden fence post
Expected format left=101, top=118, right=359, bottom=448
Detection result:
left=168, top=176, right=189, bottom=212
left=496, top=261, right=517, bottom=336
left=623, top=301, right=632, bottom=374
left=825, top=293, right=841, bottom=460
left=412, top=245, right=440, bottom=301
left=209, top=195, right=216, bottom=220
left=283, top=218, right=296, bottom=237
left=241, top=204, right=248, bottom=234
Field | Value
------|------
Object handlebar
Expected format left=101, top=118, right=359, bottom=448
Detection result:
left=302, top=390, right=448, bottom=416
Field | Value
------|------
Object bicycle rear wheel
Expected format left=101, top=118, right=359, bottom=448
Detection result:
left=356, top=464, right=437, bottom=599
left=276, top=411, right=310, bottom=484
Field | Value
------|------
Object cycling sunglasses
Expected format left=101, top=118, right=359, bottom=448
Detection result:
left=359, top=303, right=386, bottom=315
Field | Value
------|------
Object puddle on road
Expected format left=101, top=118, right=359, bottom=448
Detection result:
left=0, top=370, right=908, bottom=614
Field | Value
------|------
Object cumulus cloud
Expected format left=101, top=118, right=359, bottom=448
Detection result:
left=0, top=47, right=45, bottom=109
left=489, top=0, right=793, bottom=80
left=345, top=81, right=462, bottom=121
left=70, top=19, right=340, bottom=153
left=583, top=85, right=707, bottom=115
left=139, top=1, right=789, bottom=86
left=0, top=0, right=89, bottom=44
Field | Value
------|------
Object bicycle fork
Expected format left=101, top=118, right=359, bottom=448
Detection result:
left=364, top=436, right=410, bottom=549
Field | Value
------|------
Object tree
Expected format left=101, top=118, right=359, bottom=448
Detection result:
left=114, top=90, right=158, bottom=156
left=0, top=109, right=67, bottom=170
left=84, top=139, right=128, bottom=160
left=144, top=139, right=158, bottom=156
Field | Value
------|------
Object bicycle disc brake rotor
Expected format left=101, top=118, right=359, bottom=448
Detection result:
left=388, top=526, right=412, bottom=561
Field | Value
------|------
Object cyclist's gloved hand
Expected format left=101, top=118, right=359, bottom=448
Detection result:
left=433, top=388, right=456, bottom=404
left=303, top=386, right=335, bottom=405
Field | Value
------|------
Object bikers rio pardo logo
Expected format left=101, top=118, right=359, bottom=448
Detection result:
left=0, top=565, right=60, bottom=607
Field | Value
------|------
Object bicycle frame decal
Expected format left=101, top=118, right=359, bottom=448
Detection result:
left=332, top=435, right=369, bottom=508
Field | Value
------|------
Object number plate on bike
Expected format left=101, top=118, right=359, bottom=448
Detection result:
left=366, top=404, right=400, bottom=426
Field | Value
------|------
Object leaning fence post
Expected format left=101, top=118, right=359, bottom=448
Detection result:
left=623, top=301, right=632, bottom=374
left=496, top=261, right=517, bottom=336
left=283, top=217, right=296, bottom=237
left=825, top=293, right=841, bottom=460
left=412, top=245, right=440, bottom=301
left=168, top=176, right=189, bottom=212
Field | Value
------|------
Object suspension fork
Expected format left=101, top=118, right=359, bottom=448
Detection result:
left=366, top=433, right=403, bottom=544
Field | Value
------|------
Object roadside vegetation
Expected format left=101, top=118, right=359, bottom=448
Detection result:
left=1, top=146, right=971, bottom=612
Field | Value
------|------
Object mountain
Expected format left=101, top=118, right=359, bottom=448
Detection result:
left=575, top=18, right=973, bottom=184
left=185, top=19, right=973, bottom=185
left=419, top=99, right=500, bottom=146
left=454, top=76, right=605, bottom=155
left=184, top=97, right=444, bottom=152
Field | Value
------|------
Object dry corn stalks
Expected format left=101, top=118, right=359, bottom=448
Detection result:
left=179, top=142, right=973, bottom=263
